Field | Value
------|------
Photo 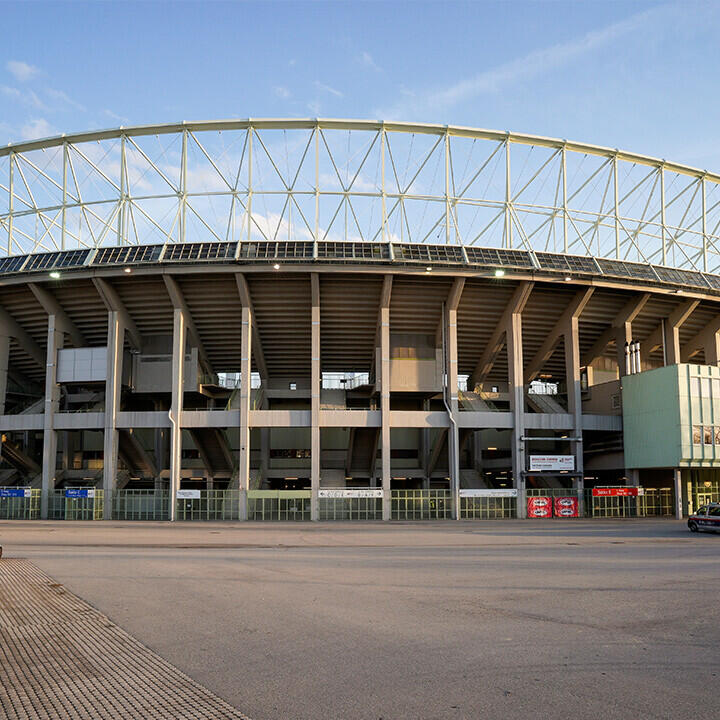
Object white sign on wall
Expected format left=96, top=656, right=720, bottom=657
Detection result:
left=318, top=489, right=383, bottom=499
left=459, top=489, right=518, bottom=498
left=176, top=489, right=202, bottom=500
left=529, top=455, right=575, bottom=472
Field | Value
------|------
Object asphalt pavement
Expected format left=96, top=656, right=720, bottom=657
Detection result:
left=1, top=519, right=718, bottom=720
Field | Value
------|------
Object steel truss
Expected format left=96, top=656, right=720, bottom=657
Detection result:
left=1, top=119, right=720, bottom=273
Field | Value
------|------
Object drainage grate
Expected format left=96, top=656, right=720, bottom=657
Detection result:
left=0, top=559, right=251, bottom=720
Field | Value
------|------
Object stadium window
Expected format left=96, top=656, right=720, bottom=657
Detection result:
left=704, top=426, right=713, bottom=445
left=693, top=425, right=702, bottom=444
left=714, top=427, right=720, bottom=446
left=289, top=382, right=297, bottom=390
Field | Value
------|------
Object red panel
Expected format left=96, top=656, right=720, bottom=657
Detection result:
left=554, top=496, right=579, bottom=517
left=527, top=496, right=552, bottom=518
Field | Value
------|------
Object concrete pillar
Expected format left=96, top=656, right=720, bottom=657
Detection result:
left=260, top=428, right=269, bottom=486
left=169, top=308, right=186, bottom=521
left=0, top=334, right=9, bottom=416
left=41, top=315, right=63, bottom=519
left=704, top=332, right=720, bottom=366
left=564, top=315, right=584, bottom=513
left=507, top=312, right=525, bottom=518
left=663, top=320, right=681, bottom=365
left=380, top=306, right=391, bottom=520
left=674, top=468, right=683, bottom=519
left=238, top=305, right=252, bottom=520
left=616, top=322, right=632, bottom=377
left=103, top=311, right=124, bottom=519
left=311, top=274, right=320, bottom=521
left=446, top=306, right=460, bottom=519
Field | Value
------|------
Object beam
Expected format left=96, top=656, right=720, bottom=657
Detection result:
left=40, top=315, right=63, bottom=519
left=238, top=304, right=252, bottom=519
left=435, top=277, right=465, bottom=346
left=169, top=308, right=186, bottom=522
left=103, top=311, right=124, bottom=519
left=525, top=288, right=594, bottom=383
left=28, top=283, right=86, bottom=348
left=93, top=277, right=143, bottom=352
left=470, top=281, right=533, bottom=388
left=0, top=306, right=44, bottom=369
left=235, top=273, right=268, bottom=381
left=311, top=272, right=320, bottom=521
left=640, top=299, right=700, bottom=364
left=682, top=313, right=720, bottom=362
left=163, top=275, right=213, bottom=375
left=580, top=292, right=651, bottom=368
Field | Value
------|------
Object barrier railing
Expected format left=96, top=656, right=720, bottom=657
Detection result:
left=113, top=490, right=169, bottom=521
left=48, top=489, right=104, bottom=520
left=175, top=489, right=239, bottom=520
left=460, top=495, right=516, bottom=519
left=391, top=489, right=453, bottom=520
left=319, top=495, right=382, bottom=521
left=248, top=490, right=311, bottom=521
left=0, top=487, right=40, bottom=519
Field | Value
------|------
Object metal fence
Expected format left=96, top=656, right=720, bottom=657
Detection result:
left=688, top=480, right=720, bottom=514
left=0, top=488, right=40, bottom=519
left=113, top=490, right=169, bottom=521
left=248, top=490, right=311, bottom=521
left=391, top=489, right=453, bottom=520
left=175, top=490, right=239, bottom=520
left=460, top=496, right=516, bottom=519
left=318, top=496, right=383, bottom=521
left=48, top=490, right=104, bottom=520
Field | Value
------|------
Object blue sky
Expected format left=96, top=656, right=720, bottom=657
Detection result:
left=1, top=1, right=720, bottom=170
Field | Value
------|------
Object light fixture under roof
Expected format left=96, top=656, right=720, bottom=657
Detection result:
left=273, top=263, right=280, bottom=270
left=494, top=269, right=505, bottom=277
left=564, top=275, right=572, bottom=282
left=426, top=266, right=432, bottom=272
left=124, top=267, right=132, bottom=273
left=49, top=271, right=61, bottom=279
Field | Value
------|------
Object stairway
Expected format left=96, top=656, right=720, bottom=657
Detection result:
left=188, top=428, right=234, bottom=479
left=347, top=427, right=379, bottom=477
left=0, top=435, right=41, bottom=476
left=118, top=430, right=157, bottom=478
left=526, top=392, right=567, bottom=414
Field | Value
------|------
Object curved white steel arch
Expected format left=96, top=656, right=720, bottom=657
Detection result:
left=1, top=118, right=719, bottom=272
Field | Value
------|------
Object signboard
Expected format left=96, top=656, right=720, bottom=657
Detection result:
left=554, top=496, right=579, bottom=517
left=0, top=488, right=31, bottom=498
left=65, top=488, right=95, bottom=499
left=459, top=489, right=518, bottom=498
left=527, top=496, right=552, bottom=518
left=176, top=489, right=202, bottom=500
left=318, top=489, right=383, bottom=499
left=529, top=455, right=575, bottom=472
left=592, top=487, right=642, bottom=497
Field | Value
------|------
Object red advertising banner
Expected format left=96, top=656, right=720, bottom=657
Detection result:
left=592, top=487, right=641, bottom=497
left=554, top=496, right=579, bottom=517
left=527, top=496, right=552, bottom=518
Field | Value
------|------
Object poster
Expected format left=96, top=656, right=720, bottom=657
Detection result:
left=527, top=496, right=552, bottom=518
left=554, top=496, right=579, bottom=517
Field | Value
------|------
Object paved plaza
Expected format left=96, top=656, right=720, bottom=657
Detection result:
left=0, top=519, right=718, bottom=719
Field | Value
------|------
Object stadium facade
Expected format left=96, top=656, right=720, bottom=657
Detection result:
left=0, top=119, right=719, bottom=522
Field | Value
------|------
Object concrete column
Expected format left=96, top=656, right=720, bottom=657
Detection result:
left=169, top=308, right=186, bottom=522
left=446, top=306, right=460, bottom=519
left=0, top=334, right=9, bottom=416
left=616, top=322, right=632, bottom=376
left=260, top=428, right=269, bottom=486
left=103, top=311, right=124, bottom=519
left=663, top=320, right=681, bottom=365
left=674, top=468, right=683, bottom=519
left=238, top=305, right=252, bottom=520
left=380, top=306, right=391, bottom=520
left=311, top=283, right=321, bottom=522
left=704, top=332, right=720, bottom=366
left=41, top=315, right=63, bottom=520
left=507, top=312, right=525, bottom=518
left=564, top=315, right=584, bottom=513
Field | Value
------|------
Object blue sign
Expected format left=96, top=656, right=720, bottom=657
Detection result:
left=0, top=488, right=30, bottom=498
left=65, top=488, right=95, bottom=499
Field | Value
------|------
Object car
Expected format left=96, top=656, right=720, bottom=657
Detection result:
left=688, top=502, right=720, bottom=533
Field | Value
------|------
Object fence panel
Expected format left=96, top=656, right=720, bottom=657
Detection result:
left=460, top=496, right=516, bottom=519
left=391, top=490, right=453, bottom=520
left=49, top=489, right=104, bottom=520
left=113, top=490, right=169, bottom=520
left=319, top=496, right=382, bottom=521
left=175, top=490, right=239, bottom=520
left=248, top=490, right=312, bottom=521
left=0, top=488, right=40, bottom=519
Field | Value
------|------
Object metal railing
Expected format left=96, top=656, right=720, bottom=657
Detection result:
left=175, top=490, right=239, bottom=520
left=248, top=490, right=311, bottom=521
left=460, top=495, right=516, bottom=519
left=391, top=489, right=453, bottom=520
left=319, top=496, right=383, bottom=521
left=48, top=489, right=104, bottom=520
left=113, top=490, right=169, bottom=520
left=0, top=488, right=40, bottom=519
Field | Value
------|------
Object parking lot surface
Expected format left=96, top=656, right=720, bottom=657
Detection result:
left=1, top=519, right=718, bottom=720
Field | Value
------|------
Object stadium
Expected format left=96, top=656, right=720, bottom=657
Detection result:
left=0, top=118, right=718, bottom=522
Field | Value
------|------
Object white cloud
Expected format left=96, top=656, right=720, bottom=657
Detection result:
left=20, top=118, right=55, bottom=140
left=7, top=60, right=40, bottom=82
left=45, top=88, right=85, bottom=112
left=378, top=4, right=675, bottom=119
left=307, top=101, right=321, bottom=116
left=359, top=51, right=382, bottom=73
left=274, top=86, right=291, bottom=99
left=2, top=85, right=47, bottom=111
left=104, top=109, right=129, bottom=124
left=314, top=81, right=343, bottom=98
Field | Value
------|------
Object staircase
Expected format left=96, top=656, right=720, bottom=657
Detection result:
left=347, top=427, right=379, bottom=477
left=189, top=428, right=234, bottom=478
left=0, top=435, right=41, bottom=476
left=119, top=430, right=157, bottom=478
left=526, top=392, right=566, bottom=414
